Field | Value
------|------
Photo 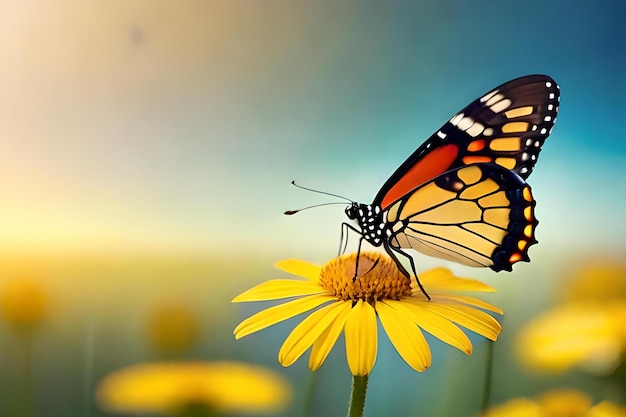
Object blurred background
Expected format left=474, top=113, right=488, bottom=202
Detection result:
left=0, top=1, right=624, bottom=416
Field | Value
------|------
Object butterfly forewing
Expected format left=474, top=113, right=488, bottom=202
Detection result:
left=374, top=75, right=559, bottom=210
left=384, top=164, right=537, bottom=272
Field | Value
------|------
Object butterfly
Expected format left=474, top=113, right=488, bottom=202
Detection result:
left=341, top=75, right=559, bottom=295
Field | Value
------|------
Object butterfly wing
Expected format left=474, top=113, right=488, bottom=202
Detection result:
left=374, top=74, right=559, bottom=210
left=384, top=164, right=536, bottom=271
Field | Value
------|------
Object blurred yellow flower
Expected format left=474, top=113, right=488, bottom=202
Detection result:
left=233, top=252, right=502, bottom=376
left=517, top=262, right=626, bottom=374
left=0, top=277, right=49, bottom=332
left=481, top=390, right=626, bottom=417
left=96, top=361, right=292, bottom=416
left=146, top=301, right=201, bottom=357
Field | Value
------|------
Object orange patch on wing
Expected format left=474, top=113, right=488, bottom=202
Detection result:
left=380, top=144, right=459, bottom=209
left=468, top=139, right=486, bottom=152
left=523, top=225, right=533, bottom=238
left=518, top=240, right=528, bottom=251
left=502, top=122, right=529, bottom=133
left=509, top=253, right=523, bottom=263
left=523, top=187, right=533, bottom=202
left=462, top=156, right=492, bottom=165
left=524, top=206, right=533, bottom=221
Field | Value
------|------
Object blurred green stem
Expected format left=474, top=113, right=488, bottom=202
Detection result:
left=18, top=332, right=35, bottom=417
left=84, top=313, right=96, bottom=417
left=480, top=341, right=494, bottom=413
left=301, top=371, right=317, bottom=417
left=347, top=374, right=368, bottom=417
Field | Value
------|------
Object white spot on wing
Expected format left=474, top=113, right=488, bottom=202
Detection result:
left=540, top=128, right=547, bottom=134
left=436, top=130, right=447, bottom=139
left=544, top=116, right=552, bottom=122
left=466, top=122, right=484, bottom=137
left=457, top=117, right=474, bottom=131
left=486, top=93, right=504, bottom=106
left=450, top=113, right=464, bottom=126
left=546, top=81, right=552, bottom=87
left=548, top=104, right=554, bottom=111
left=491, top=98, right=512, bottom=113
left=483, top=128, right=493, bottom=136
left=549, top=93, right=555, bottom=99
left=480, top=90, right=498, bottom=103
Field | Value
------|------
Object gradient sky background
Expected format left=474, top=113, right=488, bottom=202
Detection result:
left=1, top=0, right=624, bottom=262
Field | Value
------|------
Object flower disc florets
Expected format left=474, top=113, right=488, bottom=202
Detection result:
left=319, top=252, right=412, bottom=303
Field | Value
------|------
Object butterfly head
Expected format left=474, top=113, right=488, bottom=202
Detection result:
left=345, top=203, right=388, bottom=247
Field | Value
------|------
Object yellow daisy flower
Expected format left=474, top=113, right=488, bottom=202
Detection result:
left=517, top=261, right=626, bottom=375
left=0, top=277, right=49, bottom=333
left=96, top=361, right=292, bottom=416
left=233, top=252, right=503, bottom=376
left=145, top=301, right=201, bottom=357
left=480, top=389, right=626, bottom=417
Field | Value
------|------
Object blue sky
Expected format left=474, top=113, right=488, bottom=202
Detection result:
left=0, top=0, right=624, bottom=260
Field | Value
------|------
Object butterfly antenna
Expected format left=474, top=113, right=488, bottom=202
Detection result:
left=284, top=202, right=348, bottom=215
left=289, top=180, right=353, bottom=203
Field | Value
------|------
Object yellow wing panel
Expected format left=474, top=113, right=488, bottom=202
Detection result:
left=483, top=208, right=511, bottom=229
left=410, top=200, right=482, bottom=224
left=400, top=182, right=457, bottom=220
left=463, top=223, right=507, bottom=244
left=478, top=191, right=510, bottom=208
left=459, top=178, right=500, bottom=200
left=391, top=230, right=493, bottom=268
left=405, top=224, right=498, bottom=258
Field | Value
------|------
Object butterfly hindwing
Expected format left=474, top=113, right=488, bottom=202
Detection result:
left=374, top=75, right=559, bottom=210
left=384, top=164, right=537, bottom=272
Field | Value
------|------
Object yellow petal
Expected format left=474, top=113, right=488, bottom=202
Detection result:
left=413, top=301, right=502, bottom=341
left=517, top=305, right=622, bottom=373
left=418, top=268, right=497, bottom=293
left=278, top=301, right=350, bottom=367
left=232, top=280, right=324, bottom=302
left=344, top=300, right=377, bottom=376
left=482, top=398, right=543, bottom=417
left=433, top=294, right=504, bottom=315
left=588, top=401, right=626, bottom=417
left=233, top=294, right=335, bottom=339
left=274, top=259, right=321, bottom=282
left=309, top=302, right=352, bottom=371
left=377, top=301, right=431, bottom=371
left=385, top=299, right=472, bottom=354
left=537, top=390, right=592, bottom=416
left=96, top=361, right=292, bottom=415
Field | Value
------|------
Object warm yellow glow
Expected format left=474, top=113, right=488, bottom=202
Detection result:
left=145, top=302, right=201, bottom=357
left=96, top=361, right=292, bottom=415
left=0, top=276, right=49, bottom=331
left=482, top=390, right=626, bottom=417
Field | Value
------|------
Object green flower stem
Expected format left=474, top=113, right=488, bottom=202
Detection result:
left=480, top=341, right=494, bottom=413
left=301, top=371, right=317, bottom=417
left=18, top=332, right=35, bottom=417
left=347, top=374, right=368, bottom=417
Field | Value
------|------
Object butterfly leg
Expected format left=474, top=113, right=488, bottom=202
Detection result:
left=339, top=222, right=368, bottom=281
left=339, top=222, right=352, bottom=256
left=384, top=243, right=431, bottom=301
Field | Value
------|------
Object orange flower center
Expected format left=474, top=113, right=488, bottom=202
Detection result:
left=319, top=252, right=412, bottom=302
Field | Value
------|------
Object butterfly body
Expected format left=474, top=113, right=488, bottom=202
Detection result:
left=344, top=75, right=559, bottom=279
